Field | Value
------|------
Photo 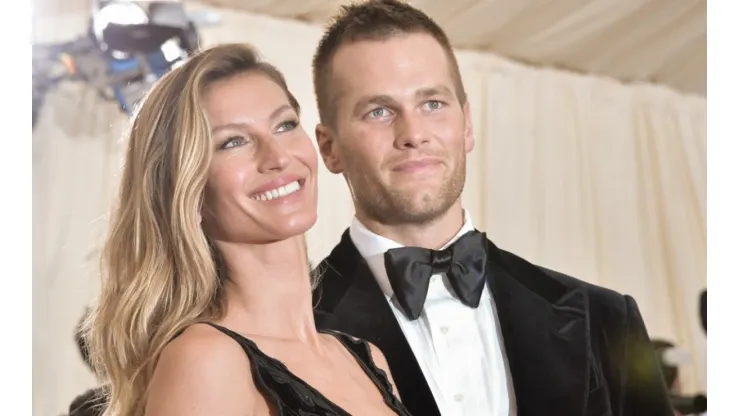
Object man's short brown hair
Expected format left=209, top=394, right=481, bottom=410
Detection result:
left=312, top=0, right=467, bottom=126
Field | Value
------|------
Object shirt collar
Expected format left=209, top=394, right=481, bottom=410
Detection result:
left=349, top=209, right=476, bottom=297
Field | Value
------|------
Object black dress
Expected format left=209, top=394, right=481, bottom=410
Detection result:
left=205, top=322, right=412, bottom=416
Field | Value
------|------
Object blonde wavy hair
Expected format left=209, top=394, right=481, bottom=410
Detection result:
left=83, top=43, right=302, bottom=416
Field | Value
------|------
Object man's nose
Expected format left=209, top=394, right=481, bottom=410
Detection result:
left=393, top=112, right=430, bottom=149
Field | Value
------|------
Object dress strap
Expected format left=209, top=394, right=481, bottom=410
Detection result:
left=321, top=330, right=409, bottom=415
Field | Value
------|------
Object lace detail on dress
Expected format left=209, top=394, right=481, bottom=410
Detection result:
left=204, top=323, right=412, bottom=416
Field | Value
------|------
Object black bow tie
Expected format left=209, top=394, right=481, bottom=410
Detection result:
left=383, top=230, right=489, bottom=321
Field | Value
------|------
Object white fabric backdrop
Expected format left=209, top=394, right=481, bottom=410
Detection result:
left=32, top=5, right=706, bottom=415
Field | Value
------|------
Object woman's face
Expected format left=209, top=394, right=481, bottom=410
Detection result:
left=201, top=71, right=318, bottom=244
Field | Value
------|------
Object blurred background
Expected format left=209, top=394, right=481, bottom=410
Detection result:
left=32, top=1, right=707, bottom=415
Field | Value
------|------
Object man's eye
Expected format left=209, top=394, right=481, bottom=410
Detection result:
left=368, top=108, right=391, bottom=119
left=424, top=100, right=444, bottom=111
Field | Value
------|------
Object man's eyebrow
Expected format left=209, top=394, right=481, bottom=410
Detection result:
left=352, top=95, right=398, bottom=115
left=351, top=86, right=456, bottom=116
left=415, top=85, right=454, bottom=100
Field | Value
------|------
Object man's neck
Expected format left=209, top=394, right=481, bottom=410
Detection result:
left=357, top=202, right=466, bottom=249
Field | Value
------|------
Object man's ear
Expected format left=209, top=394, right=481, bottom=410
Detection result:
left=315, top=123, right=344, bottom=174
left=462, top=101, right=475, bottom=154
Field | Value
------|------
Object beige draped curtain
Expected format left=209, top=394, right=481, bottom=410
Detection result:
left=458, top=53, right=707, bottom=393
left=32, top=5, right=706, bottom=415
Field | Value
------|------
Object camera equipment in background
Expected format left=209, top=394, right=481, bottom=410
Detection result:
left=652, top=339, right=707, bottom=415
left=32, top=1, right=218, bottom=128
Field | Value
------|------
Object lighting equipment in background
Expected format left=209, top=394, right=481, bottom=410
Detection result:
left=32, top=1, right=218, bottom=128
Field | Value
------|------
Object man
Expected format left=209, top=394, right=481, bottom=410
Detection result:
left=310, top=1, right=673, bottom=415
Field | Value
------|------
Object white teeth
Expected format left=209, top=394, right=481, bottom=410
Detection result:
left=252, top=180, right=301, bottom=201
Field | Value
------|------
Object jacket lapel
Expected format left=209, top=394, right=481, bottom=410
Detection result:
left=316, top=232, right=594, bottom=416
left=487, top=239, right=592, bottom=415
left=314, top=231, right=440, bottom=416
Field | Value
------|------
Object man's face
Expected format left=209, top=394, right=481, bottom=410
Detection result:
left=317, top=33, right=474, bottom=226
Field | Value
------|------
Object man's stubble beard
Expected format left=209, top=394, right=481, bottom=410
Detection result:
left=348, top=155, right=466, bottom=227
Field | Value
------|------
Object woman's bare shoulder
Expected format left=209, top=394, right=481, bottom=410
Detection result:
left=146, top=323, right=258, bottom=415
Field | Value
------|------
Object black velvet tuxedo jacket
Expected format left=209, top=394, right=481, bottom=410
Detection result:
left=312, top=230, right=674, bottom=416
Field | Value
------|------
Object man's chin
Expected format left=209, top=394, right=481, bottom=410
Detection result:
left=388, top=197, right=454, bottom=224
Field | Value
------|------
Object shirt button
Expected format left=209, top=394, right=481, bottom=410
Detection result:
left=440, top=326, right=449, bottom=334
left=454, top=393, right=464, bottom=402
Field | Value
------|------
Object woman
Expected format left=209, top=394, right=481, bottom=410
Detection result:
left=84, top=43, right=411, bottom=416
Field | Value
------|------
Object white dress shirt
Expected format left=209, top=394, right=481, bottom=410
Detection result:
left=349, top=211, right=517, bottom=416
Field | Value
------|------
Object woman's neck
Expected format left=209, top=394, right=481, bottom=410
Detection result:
left=214, top=236, right=319, bottom=344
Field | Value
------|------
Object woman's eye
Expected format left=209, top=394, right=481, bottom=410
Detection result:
left=276, top=119, right=299, bottom=133
left=221, top=136, right=247, bottom=150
